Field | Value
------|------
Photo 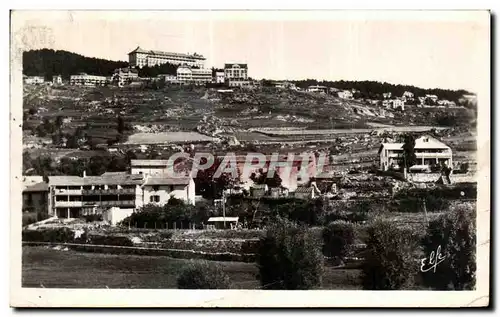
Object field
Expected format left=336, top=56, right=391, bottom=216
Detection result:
left=22, top=246, right=362, bottom=289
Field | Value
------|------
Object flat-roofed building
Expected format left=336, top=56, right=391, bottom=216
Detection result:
left=24, top=76, right=45, bottom=85
left=128, top=46, right=206, bottom=68
left=70, top=73, right=108, bottom=86
left=48, top=168, right=196, bottom=219
left=176, top=67, right=212, bottom=85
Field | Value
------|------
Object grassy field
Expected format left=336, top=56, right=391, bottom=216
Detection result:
left=22, top=246, right=362, bottom=289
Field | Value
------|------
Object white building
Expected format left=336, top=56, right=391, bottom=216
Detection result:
left=128, top=46, right=206, bottom=68
left=402, top=91, right=414, bottom=100
left=224, top=63, right=248, bottom=81
left=337, top=90, right=353, bottom=99
left=176, top=67, right=212, bottom=85
left=307, top=85, right=328, bottom=93
left=52, top=75, right=62, bottom=85
left=214, top=71, right=225, bottom=84
left=47, top=162, right=196, bottom=219
left=228, top=79, right=251, bottom=88
left=383, top=92, right=392, bottom=99
left=158, top=74, right=178, bottom=83
left=274, top=81, right=297, bottom=90
left=425, top=94, right=439, bottom=102
left=391, top=99, right=405, bottom=110
left=70, top=73, right=108, bottom=86
left=378, top=135, right=453, bottom=172
left=24, top=76, right=45, bottom=85
left=112, top=68, right=139, bottom=86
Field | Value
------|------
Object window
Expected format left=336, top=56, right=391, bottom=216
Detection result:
left=149, top=195, right=160, bottom=203
left=152, top=185, right=160, bottom=191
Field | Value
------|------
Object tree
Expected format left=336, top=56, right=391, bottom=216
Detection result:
left=195, top=158, right=235, bottom=199
left=257, top=217, right=324, bottom=289
left=117, top=116, right=125, bottom=134
left=421, top=205, right=476, bottom=290
left=177, top=261, right=232, bottom=289
left=322, top=221, right=355, bottom=260
left=362, top=219, right=419, bottom=290
left=87, top=155, right=111, bottom=176
left=55, top=116, right=64, bottom=130
left=402, top=134, right=417, bottom=169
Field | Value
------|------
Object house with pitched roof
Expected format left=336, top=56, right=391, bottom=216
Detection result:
left=378, top=135, right=453, bottom=172
left=22, top=176, right=49, bottom=214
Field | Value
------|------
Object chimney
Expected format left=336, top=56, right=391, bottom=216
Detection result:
left=83, top=170, right=87, bottom=178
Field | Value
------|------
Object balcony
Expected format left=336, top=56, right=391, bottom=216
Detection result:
left=54, top=189, right=82, bottom=195
left=54, top=201, right=83, bottom=207
left=415, top=152, right=452, bottom=159
left=82, top=188, right=136, bottom=195
left=97, top=200, right=136, bottom=207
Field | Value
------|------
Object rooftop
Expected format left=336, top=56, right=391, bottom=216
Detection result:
left=144, top=176, right=191, bottom=186
left=131, top=159, right=170, bottom=167
left=294, top=186, right=313, bottom=194
left=379, top=135, right=451, bottom=153
left=48, top=174, right=145, bottom=186
left=128, top=46, right=205, bottom=60
left=24, top=182, right=49, bottom=193
left=224, top=63, right=248, bottom=69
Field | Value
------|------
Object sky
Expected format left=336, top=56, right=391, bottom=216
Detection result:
left=12, top=11, right=490, bottom=92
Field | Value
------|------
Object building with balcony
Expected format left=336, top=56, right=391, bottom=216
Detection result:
left=224, top=63, right=248, bottom=81
left=128, top=46, right=206, bottom=68
left=306, top=85, right=328, bottom=93
left=48, top=167, right=196, bottom=219
left=70, top=73, right=108, bottom=86
left=378, top=135, right=453, bottom=172
left=176, top=67, right=212, bottom=85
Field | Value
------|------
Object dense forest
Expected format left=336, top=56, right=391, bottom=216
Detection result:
left=23, top=49, right=129, bottom=80
left=287, top=79, right=472, bottom=103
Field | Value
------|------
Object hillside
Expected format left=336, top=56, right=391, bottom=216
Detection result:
left=23, top=49, right=129, bottom=80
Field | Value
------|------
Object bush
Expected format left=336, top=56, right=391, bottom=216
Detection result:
left=83, top=214, right=103, bottom=222
left=22, top=227, right=75, bottom=243
left=322, top=221, right=355, bottom=259
left=362, top=219, right=419, bottom=290
left=87, top=234, right=134, bottom=247
left=22, top=212, right=50, bottom=226
left=257, top=217, right=324, bottom=290
left=177, top=261, right=232, bottom=289
left=421, top=205, right=476, bottom=290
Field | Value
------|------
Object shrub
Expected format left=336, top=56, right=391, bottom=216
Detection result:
left=22, top=228, right=75, bottom=243
left=257, top=217, right=324, bottom=290
left=83, top=214, right=103, bottom=222
left=322, top=221, right=355, bottom=259
left=421, top=205, right=476, bottom=290
left=362, top=219, right=419, bottom=290
left=87, top=234, right=134, bottom=247
left=177, top=261, right=232, bottom=289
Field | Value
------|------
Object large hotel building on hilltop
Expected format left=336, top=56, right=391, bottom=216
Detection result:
left=128, top=46, right=206, bottom=68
